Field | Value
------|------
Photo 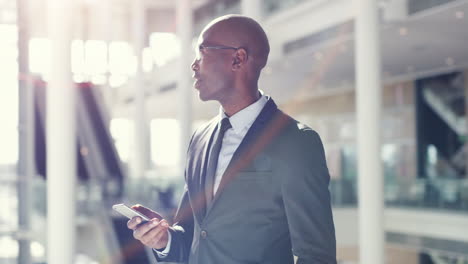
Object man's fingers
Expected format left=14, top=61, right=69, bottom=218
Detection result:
left=127, top=216, right=144, bottom=230
left=141, top=220, right=169, bottom=245
left=150, top=222, right=170, bottom=249
left=133, top=219, right=159, bottom=240
left=132, top=204, right=163, bottom=220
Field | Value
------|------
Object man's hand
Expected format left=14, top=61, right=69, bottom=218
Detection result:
left=127, top=204, right=170, bottom=250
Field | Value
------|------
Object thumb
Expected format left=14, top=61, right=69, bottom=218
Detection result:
left=131, top=204, right=163, bottom=220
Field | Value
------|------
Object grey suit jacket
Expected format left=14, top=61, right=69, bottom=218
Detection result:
left=155, top=98, right=336, bottom=264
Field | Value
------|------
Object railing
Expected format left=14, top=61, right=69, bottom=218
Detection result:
left=70, top=171, right=468, bottom=216
left=4, top=170, right=468, bottom=240
left=122, top=172, right=468, bottom=215
left=31, top=176, right=122, bottom=220
left=331, top=177, right=468, bottom=212
left=9, top=170, right=182, bottom=226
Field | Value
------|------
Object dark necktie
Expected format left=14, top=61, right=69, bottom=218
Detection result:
left=205, top=117, right=232, bottom=205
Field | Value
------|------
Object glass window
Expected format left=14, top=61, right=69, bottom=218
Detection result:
left=151, top=119, right=181, bottom=167
left=84, top=40, right=107, bottom=75
left=149, top=32, right=181, bottom=67
left=110, top=118, right=133, bottom=163
left=109, top=41, right=134, bottom=75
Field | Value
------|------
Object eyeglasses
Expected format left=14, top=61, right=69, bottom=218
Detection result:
left=195, top=44, right=247, bottom=60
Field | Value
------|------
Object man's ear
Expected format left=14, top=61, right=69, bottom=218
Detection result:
left=232, top=48, right=248, bottom=70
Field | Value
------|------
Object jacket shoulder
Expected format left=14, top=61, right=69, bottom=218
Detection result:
left=273, top=110, right=323, bottom=153
left=276, top=110, right=318, bottom=137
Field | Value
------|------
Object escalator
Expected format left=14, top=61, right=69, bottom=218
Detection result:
left=417, top=72, right=466, bottom=177
left=415, top=72, right=468, bottom=210
left=33, top=79, right=155, bottom=264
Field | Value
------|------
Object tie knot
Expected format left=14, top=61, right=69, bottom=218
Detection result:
left=220, top=118, right=232, bottom=133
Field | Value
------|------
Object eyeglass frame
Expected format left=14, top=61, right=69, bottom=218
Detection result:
left=195, top=44, right=248, bottom=60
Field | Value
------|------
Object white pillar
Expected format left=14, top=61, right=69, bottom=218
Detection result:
left=17, top=0, right=33, bottom=262
left=354, top=0, right=384, bottom=263
left=47, top=0, right=76, bottom=263
left=177, top=0, right=193, bottom=173
left=464, top=71, right=468, bottom=172
left=241, top=0, right=262, bottom=21
left=131, top=0, right=150, bottom=178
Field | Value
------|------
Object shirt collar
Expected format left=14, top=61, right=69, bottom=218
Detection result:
left=219, top=90, right=268, bottom=134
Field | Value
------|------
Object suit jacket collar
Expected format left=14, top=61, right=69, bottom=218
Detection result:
left=219, top=94, right=268, bottom=134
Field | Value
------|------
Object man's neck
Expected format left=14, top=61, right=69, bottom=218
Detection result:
left=221, top=90, right=261, bottom=117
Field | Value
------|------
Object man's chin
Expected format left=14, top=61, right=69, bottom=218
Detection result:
left=198, top=94, right=212, bottom=102
left=197, top=90, right=212, bottom=102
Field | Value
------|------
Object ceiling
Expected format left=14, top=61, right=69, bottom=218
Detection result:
left=114, top=0, right=468, bottom=121
left=7, top=0, right=214, bottom=40
left=4, top=0, right=468, bottom=120
left=262, top=0, right=468, bottom=106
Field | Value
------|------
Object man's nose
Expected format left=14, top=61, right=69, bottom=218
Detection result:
left=191, top=58, right=199, bottom=71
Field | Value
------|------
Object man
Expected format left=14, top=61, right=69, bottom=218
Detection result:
left=127, top=15, right=336, bottom=264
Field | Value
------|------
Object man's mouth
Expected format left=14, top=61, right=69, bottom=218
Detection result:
left=194, top=79, right=201, bottom=89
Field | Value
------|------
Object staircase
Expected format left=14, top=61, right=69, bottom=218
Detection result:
left=421, top=72, right=466, bottom=174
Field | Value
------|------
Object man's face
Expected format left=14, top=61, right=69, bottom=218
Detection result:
left=191, top=27, right=236, bottom=102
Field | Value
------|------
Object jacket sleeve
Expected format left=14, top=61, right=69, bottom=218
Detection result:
left=154, top=185, right=194, bottom=263
left=281, top=129, right=337, bottom=264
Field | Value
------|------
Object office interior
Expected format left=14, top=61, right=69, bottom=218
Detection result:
left=1, top=0, right=468, bottom=263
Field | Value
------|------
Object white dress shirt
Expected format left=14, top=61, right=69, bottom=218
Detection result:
left=213, top=93, right=268, bottom=194
left=156, top=92, right=268, bottom=257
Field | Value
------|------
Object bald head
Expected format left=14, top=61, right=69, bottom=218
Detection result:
left=191, top=15, right=269, bottom=111
left=201, top=15, right=270, bottom=75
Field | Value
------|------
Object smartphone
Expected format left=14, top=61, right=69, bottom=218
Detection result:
left=112, top=203, right=150, bottom=222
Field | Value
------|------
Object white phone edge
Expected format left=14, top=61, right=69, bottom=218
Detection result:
left=112, top=203, right=150, bottom=221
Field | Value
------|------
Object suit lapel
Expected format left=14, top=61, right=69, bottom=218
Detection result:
left=205, top=98, right=279, bottom=216
left=188, top=119, right=217, bottom=223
